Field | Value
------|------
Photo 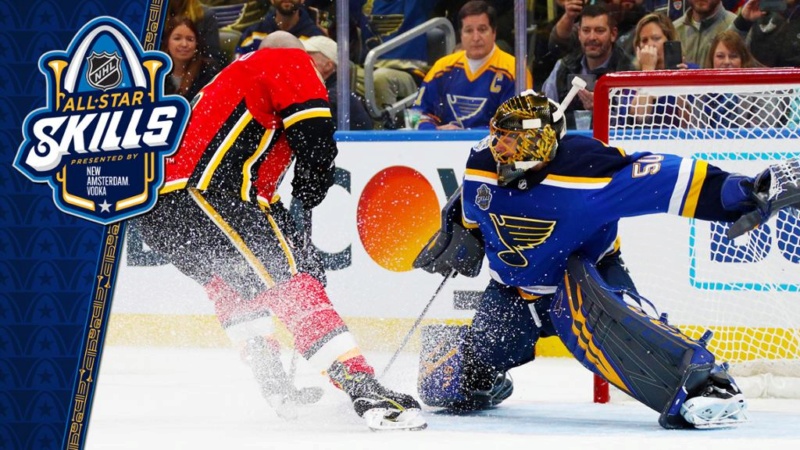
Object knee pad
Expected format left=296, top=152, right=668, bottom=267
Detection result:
left=552, top=254, right=723, bottom=429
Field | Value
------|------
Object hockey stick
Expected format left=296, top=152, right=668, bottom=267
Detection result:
left=555, top=76, right=587, bottom=122
left=288, top=205, right=313, bottom=383
left=380, top=268, right=456, bottom=379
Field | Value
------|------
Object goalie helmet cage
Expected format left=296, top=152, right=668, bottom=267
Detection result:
left=591, top=68, right=800, bottom=403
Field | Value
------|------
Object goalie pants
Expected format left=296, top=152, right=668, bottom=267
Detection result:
left=465, top=252, right=637, bottom=374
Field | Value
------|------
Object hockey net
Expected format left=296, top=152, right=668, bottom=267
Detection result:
left=592, top=68, right=800, bottom=402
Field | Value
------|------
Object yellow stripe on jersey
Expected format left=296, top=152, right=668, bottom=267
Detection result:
left=198, top=111, right=253, bottom=191
left=266, top=212, right=297, bottom=275
left=239, top=31, right=268, bottom=51
left=681, top=160, right=708, bottom=217
left=516, top=288, right=542, bottom=301
left=542, top=174, right=611, bottom=189
left=188, top=188, right=276, bottom=288
left=464, top=168, right=498, bottom=184
left=160, top=179, right=187, bottom=194
left=240, top=129, right=276, bottom=201
left=283, top=107, right=332, bottom=129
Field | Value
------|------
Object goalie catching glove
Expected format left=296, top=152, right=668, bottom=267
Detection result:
left=726, top=158, right=800, bottom=239
left=413, top=187, right=485, bottom=277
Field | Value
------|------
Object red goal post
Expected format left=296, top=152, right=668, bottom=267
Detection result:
left=591, top=68, right=800, bottom=403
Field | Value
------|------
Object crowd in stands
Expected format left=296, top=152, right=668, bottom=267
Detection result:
left=163, top=0, right=800, bottom=130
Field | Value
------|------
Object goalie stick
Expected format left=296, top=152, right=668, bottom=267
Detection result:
left=380, top=269, right=456, bottom=378
left=727, top=158, right=800, bottom=239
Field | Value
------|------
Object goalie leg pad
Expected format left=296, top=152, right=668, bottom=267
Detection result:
left=417, top=324, right=513, bottom=411
left=418, top=324, right=472, bottom=407
left=551, top=254, right=724, bottom=429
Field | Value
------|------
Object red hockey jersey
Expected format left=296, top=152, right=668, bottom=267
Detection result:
left=162, top=47, right=336, bottom=204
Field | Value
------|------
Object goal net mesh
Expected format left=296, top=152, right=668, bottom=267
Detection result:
left=595, top=69, right=800, bottom=398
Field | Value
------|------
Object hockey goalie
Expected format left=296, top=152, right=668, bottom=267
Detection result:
left=414, top=89, right=800, bottom=429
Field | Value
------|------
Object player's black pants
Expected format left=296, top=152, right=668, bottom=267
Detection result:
left=136, top=188, right=322, bottom=301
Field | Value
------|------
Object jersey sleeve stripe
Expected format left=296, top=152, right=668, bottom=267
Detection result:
left=464, top=168, right=498, bottom=184
left=283, top=107, right=332, bottom=129
left=197, top=111, right=253, bottom=190
left=668, top=158, right=695, bottom=215
left=680, top=159, right=708, bottom=217
left=541, top=174, right=611, bottom=189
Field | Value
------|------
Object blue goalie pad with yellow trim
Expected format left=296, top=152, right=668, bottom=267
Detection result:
left=417, top=324, right=471, bottom=407
left=551, top=254, right=719, bottom=429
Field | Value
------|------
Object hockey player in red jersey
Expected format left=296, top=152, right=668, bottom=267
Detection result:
left=137, top=31, right=425, bottom=431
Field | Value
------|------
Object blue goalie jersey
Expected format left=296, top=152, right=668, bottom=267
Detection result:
left=461, top=134, right=738, bottom=295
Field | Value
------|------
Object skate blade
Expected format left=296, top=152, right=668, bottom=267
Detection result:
left=363, top=408, right=427, bottom=431
left=692, top=417, right=748, bottom=430
left=265, top=394, right=299, bottom=421
left=682, top=395, right=748, bottom=429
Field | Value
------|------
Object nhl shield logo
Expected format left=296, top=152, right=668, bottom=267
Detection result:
left=86, top=51, right=122, bottom=90
left=13, top=16, right=191, bottom=225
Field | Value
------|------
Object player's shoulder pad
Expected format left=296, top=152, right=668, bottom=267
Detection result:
left=466, top=136, right=496, bottom=172
left=550, top=135, right=632, bottom=178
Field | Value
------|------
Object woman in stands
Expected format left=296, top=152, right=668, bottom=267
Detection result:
left=698, top=30, right=785, bottom=129
left=618, top=13, right=695, bottom=128
left=168, top=0, right=224, bottom=66
left=162, top=15, right=221, bottom=102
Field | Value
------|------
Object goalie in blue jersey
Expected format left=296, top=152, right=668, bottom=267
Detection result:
left=415, top=90, right=800, bottom=429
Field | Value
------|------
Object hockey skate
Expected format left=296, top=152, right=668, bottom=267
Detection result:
left=244, top=337, right=324, bottom=420
left=328, top=362, right=427, bottom=431
left=680, top=372, right=748, bottom=429
left=448, top=370, right=513, bottom=412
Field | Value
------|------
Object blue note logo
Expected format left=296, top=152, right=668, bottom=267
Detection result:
left=14, top=16, right=190, bottom=225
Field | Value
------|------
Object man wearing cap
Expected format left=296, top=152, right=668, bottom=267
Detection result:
left=303, top=35, right=374, bottom=130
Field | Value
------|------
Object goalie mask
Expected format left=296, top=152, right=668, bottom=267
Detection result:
left=489, top=91, right=566, bottom=185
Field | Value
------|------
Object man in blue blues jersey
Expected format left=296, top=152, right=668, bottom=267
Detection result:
left=412, top=0, right=532, bottom=130
left=416, top=90, right=800, bottom=429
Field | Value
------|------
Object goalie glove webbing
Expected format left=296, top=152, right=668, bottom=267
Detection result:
left=727, top=158, right=800, bottom=239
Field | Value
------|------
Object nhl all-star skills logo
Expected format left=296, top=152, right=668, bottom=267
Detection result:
left=15, top=16, right=190, bottom=225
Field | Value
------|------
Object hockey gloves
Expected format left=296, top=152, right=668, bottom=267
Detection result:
left=292, top=162, right=336, bottom=210
left=726, top=158, right=800, bottom=238
left=414, top=187, right=485, bottom=278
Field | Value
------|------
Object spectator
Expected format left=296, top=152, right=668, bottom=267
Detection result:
left=413, top=0, right=532, bottom=130
left=162, top=15, right=221, bottom=101
left=672, top=0, right=739, bottom=66
left=611, top=0, right=651, bottom=57
left=633, top=12, right=692, bottom=70
left=235, top=0, right=326, bottom=57
left=168, top=0, right=224, bottom=66
left=542, top=3, right=635, bottom=129
left=302, top=35, right=374, bottom=130
left=733, top=0, right=800, bottom=68
left=353, top=0, right=444, bottom=128
left=703, top=28, right=759, bottom=68
left=697, top=29, right=785, bottom=128
left=549, top=0, right=647, bottom=60
left=622, top=12, right=694, bottom=126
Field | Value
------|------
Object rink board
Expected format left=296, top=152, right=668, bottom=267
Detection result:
left=109, top=130, right=800, bottom=356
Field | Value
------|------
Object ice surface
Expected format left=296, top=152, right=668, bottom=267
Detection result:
left=87, top=347, right=800, bottom=450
